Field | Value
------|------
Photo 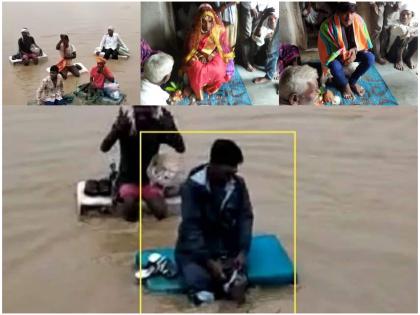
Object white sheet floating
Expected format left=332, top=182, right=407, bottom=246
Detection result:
left=46, top=62, right=88, bottom=75
left=76, top=181, right=112, bottom=216
left=9, top=53, right=48, bottom=64
left=93, top=47, right=129, bottom=59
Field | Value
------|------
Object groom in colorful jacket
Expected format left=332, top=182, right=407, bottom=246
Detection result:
left=318, top=1, right=375, bottom=100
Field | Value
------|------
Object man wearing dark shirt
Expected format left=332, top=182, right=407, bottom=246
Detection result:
left=175, top=139, right=253, bottom=305
left=318, top=2, right=375, bottom=99
left=17, top=28, right=42, bottom=66
left=100, top=106, right=185, bottom=221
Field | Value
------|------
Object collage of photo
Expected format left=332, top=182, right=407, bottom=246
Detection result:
left=2, top=1, right=419, bottom=314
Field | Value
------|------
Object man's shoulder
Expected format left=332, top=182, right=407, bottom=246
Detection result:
left=319, top=17, right=332, bottom=30
left=355, top=13, right=365, bottom=22
left=234, top=174, right=247, bottom=187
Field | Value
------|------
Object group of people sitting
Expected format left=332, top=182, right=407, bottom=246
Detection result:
left=140, top=2, right=281, bottom=105
left=12, top=27, right=129, bottom=105
left=102, top=106, right=253, bottom=305
left=279, top=1, right=418, bottom=105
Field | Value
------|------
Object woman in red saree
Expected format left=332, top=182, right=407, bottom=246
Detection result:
left=184, top=4, right=235, bottom=101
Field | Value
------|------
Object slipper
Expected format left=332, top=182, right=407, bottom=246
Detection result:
left=84, top=179, right=99, bottom=196
left=98, top=178, right=111, bottom=196
left=140, top=253, right=178, bottom=280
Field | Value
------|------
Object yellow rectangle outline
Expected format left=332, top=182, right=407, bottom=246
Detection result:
left=139, top=130, right=297, bottom=313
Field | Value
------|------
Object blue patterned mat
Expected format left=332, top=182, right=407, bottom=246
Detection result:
left=177, top=66, right=252, bottom=105
left=136, top=234, right=294, bottom=294
left=325, top=64, right=398, bottom=106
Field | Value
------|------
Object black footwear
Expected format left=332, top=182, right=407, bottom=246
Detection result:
left=84, top=180, right=99, bottom=196
left=98, top=178, right=111, bottom=196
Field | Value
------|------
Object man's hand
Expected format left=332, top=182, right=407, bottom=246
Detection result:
left=199, top=55, right=207, bottom=64
left=344, top=48, right=357, bottom=65
left=251, top=8, right=258, bottom=18
left=234, top=251, right=246, bottom=270
left=262, top=7, right=276, bottom=16
left=114, top=107, right=131, bottom=135
left=349, top=48, right=357, bottom=62
left=207, top=259, right=226, bottom=281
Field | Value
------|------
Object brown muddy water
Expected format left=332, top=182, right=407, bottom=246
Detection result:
left=2, top=2, right=140, bottom=105
left=3, top=106, right=417, bottom=312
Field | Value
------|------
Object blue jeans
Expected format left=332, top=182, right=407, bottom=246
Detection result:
left=176, top=256, right=213, bottom=293
left=328, top=51, right=375, bottom=88
left=43, top=98, right=67, bottom=105
left=265, top=20, right=280, bottom=80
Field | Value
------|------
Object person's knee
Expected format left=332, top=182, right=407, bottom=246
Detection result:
left=183, top=263, right=212, bottom=291
left=118, top=197, right=139, bottom=222
left=329, top=60, right=343, bottom=74
left=362, top=51, right=375, bottom=67
left=144, top=196, right=168, bottom=220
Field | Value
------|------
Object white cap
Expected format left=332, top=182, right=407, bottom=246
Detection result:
left=108, top=25, right=114, bottom=31
left=21, top=27, right=29, bottom=33
left=400, top=2, right=414, bottom=13
left=144, top=52, right=174, bottom=84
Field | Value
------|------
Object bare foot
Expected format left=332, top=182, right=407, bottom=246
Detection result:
left=404, top=58, right=416, bottom=69
left=350, top=83, right=365, bottom=97
left=246, top=64, right=256, bottom=72
left=253, top=76, right=270, bottom=84
left=183, top=86, right=192, bottom=98
left=376, top=57, right=387, bottom=65
left=341, top=84, right=354, bottom=99
left=394, top=61, right=404, bottom=71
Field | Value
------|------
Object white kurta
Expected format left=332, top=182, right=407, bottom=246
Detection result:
left=99, top=33, right=128, bottom=50
left=140, top=79, right=170, bottom=106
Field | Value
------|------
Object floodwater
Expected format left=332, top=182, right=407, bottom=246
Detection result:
left=3, top=106, right=417, bottom=312
left=2, top=2, right=140, bottom=105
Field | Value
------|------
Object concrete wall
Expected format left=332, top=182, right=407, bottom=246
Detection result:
left=140, top=2, right=176, bottom=51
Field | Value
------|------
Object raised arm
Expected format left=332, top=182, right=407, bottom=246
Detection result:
left=100, top=108, right=130, bottom=152
left=55, top=40, right=62, bottom=50
left=158, top=108, right=186, bottom=153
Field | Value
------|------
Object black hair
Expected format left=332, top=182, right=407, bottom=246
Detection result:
left=50, top=65, right=59, bottom=73
left=210, top=139, right=243, bottom=167
left=336, top=2, right=357, bottom=14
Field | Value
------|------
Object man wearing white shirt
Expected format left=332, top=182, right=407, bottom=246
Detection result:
left=97, top=26, right=128, bottom=60
left=140, top=52, right=174, bottom=105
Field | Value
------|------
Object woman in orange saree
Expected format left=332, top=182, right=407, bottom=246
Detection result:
left=183, top=4, right=235, bottom=101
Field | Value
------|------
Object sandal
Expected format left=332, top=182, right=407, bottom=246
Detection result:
left=84, top=179, right=99, bottom=196
left=140, top=253, right=178, bottom=280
